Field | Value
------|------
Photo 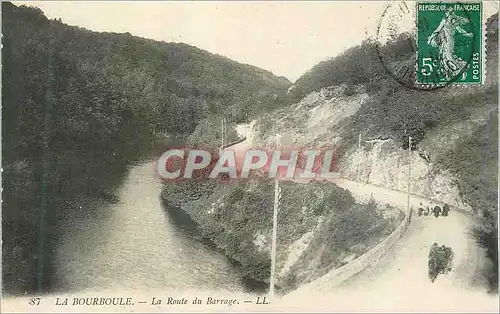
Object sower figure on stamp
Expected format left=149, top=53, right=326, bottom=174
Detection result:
left=427, top=7, right=473, bottom=80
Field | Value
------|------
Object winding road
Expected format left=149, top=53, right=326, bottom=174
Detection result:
left=233, top=123, right=499, bottom=312
left=282, top=181, right=498, bottom=312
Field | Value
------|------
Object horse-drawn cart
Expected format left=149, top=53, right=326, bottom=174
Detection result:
left=428, top=243, right=454, bottom=283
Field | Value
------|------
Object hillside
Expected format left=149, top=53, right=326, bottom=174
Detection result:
left=1, top=2, right=290, bottom=295
left=253, top=13, right=498, bottom=293
left=286, top=32, right=414, bottom=103
left=161, top=168, right=403, bottom=293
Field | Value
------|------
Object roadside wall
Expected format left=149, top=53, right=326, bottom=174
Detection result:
left=292, top=203, right=410, bottom=294
left=290, top=178, right=474, bottom=296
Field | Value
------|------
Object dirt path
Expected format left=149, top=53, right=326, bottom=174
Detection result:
left=280, top=181, right=497, bottom=312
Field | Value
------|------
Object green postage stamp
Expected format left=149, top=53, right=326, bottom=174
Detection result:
left=416, top=2, right=483, bottom=85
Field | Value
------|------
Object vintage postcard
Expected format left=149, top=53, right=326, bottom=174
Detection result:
left=1, top=1, right=499, bottom=313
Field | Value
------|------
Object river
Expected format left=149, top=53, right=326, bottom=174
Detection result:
left=53, top=161, right=249, bottom=294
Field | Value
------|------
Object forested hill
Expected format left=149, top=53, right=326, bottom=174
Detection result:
left=3, top=2, right=290, bottom=138
left=1, top=2, right=290, bottom=295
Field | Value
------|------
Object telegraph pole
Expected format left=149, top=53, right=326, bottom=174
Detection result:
left=396, top=154, right=401, bottom=190
left=270, top=133, right=281, bottom=298
left=221, top=117, right=226, bottom=208
left=221, top=117, right=226, bottom=151
left=407, top=136, right=413, bottom=222
left=364, top=28, right=372, bottom=84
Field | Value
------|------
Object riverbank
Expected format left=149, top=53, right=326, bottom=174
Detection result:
left=46, top=162, right=252, bottom=296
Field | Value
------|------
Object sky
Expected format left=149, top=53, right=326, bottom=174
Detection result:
left=14, top=1, right=499, bottom=82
